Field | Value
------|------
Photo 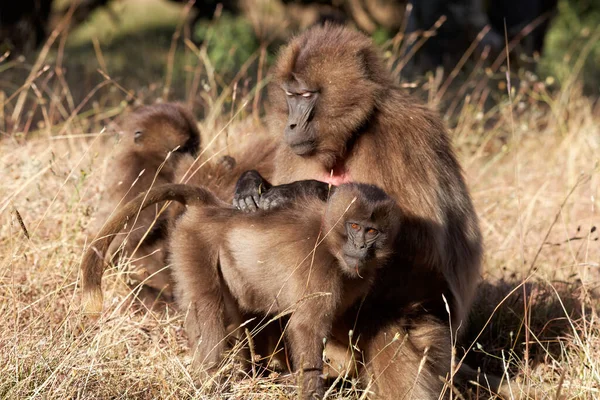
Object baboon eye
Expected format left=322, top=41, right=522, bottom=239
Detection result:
left=301, top=92, right=313, bottom=98
left=366, top=228, right=379, bottom=238
left=134, top=130, right=143, bottom=138
left=285, top=91, right=294, bottom=96
left=350, top=223, right=360, bottom=231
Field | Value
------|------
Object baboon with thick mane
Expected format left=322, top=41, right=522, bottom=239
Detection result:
left=91, top=102, right=200, bottom=304
left=233, top=24, right=482, bottom=398
left=82, top=181, right=402, bottom=399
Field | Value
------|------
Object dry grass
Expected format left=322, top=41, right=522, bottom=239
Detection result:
left=1, top=2, right=599, bottom=399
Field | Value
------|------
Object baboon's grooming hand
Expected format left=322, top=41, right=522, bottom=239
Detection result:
left=235, top=169, right=332, bottom=212
left=232, top=169, right=270, bottom=212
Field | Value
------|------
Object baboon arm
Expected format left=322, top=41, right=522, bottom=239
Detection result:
left=233, top=169, right=333, bottom=212
left=81, top=183, right=227, bottom=317
left=287, top=317, right=329, bottom=399
left=286, top=296, right=336, bottom=399
left=258, top=179, right=333, bottom=211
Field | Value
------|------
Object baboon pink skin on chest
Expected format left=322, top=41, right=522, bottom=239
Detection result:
left=233, top=23, right=482, bottom=399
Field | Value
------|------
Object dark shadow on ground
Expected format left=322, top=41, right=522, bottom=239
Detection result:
left=460, top=277, right=596, bottom=377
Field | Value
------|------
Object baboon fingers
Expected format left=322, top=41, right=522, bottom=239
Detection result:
left=235, top=196, right=259, bottom=213
left=233, top=169, right=269, bottom=212
left=258, top=196, right=272, bottom=210
left=260, top=196, right=281, bottom=211
left=232, top=195, right=255, bottom=212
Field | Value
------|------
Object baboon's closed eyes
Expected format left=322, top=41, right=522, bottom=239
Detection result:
left=234, top=24, right=483, bottom=398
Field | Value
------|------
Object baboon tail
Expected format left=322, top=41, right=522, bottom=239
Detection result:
left=81, top=183, right=226, bottom=318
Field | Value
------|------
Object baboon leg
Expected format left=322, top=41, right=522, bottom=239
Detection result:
left=170, top=229, right=226, bottom=373
left=186, top=295, right=227, bottom=372
left=127, top=239, right=173, bottom=303
left=252, top=322, right=289, bottom=372
left=286, top=303, right=332, bottom=399
left=363, top=318, right=452, bottom=400
left=222, top=286, right=252, bottom=368
left=106, top=223, right=174, bottom=306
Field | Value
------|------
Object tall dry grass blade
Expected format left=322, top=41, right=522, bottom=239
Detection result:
left=12, top=207, right=30, bottom=240
left=163, top=0, right=195, bottom=101
left=11, top=3, right=77, bottom=128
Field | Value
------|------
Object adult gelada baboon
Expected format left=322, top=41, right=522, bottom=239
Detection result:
left=91, top=102, right=200, bottom=305
left=233, top=24, right=482, bottom=398
left=81, top=180, right=402, bottom=399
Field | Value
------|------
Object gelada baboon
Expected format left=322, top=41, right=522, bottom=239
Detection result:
left=81, top=181, right=402, bottom=399
left=91, top=102, right=200, bottom=305
left=233, top=24, right=482, bottom=398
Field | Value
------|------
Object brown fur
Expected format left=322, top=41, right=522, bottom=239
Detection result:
left=81, top=182, right=402, bottom=399
left=168, top=183, right=402, bottom=398
left=91, top=103, right=200, bottom=305
left=263, top=24, right=482, bottom=398
left=82, top=184, right=218, bottom=316
left=170, top=136, right=283, bottom=369
left=170, top=134, right=277, bottom=219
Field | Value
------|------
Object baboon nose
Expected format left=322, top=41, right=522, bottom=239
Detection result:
left=289, top=123, right=297, bottom=130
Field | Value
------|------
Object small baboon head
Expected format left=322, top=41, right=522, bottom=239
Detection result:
left=120, top=103, right=200, bottom=157
left=324, top=183, right=401, bottom=278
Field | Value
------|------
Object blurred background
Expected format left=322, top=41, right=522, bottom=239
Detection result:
left=0, top=0, right=598, bottom=139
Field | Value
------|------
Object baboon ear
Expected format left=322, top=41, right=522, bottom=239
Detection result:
left=134, top=130, right=143, bottom=143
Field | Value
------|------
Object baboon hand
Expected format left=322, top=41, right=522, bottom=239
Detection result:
left=233, top=170, right=270, bottom=212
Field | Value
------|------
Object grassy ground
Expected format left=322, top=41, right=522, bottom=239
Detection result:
left=1, top=0, right=599, bottom=398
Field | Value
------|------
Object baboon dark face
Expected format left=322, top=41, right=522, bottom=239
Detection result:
left=341, top=220, right=384, bottom=275
left=325, top=183, right=400, bottom=279
left=270, top=24, right=390, bottom=169
left=282, top=80, right=320, bottom=155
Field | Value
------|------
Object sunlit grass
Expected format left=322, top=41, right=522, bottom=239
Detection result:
left=1, top=1, right=599, bottom=398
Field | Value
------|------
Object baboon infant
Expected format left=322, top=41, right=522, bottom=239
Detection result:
left=81, top=181, right=402, bottom=398
left=92, top=102, right=200, bottom=304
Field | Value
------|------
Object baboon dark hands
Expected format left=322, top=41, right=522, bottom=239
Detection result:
left=82, top=180, right=402, bottom=399
left=233, top=24, right=482, bottom=398
left=171, top=182, right=402, bottom=398
left=233, top=169, right=330, bottom=212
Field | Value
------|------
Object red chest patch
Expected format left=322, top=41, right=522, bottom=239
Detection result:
left=315, top=163, right=351, bottom=186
